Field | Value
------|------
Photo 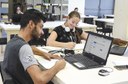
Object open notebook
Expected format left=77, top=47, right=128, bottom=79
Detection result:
left=35, top=55, right=58, bottom=69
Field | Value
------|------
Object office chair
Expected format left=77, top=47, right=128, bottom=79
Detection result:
left=104, top=15, right=114, bottom=18
left=106, top=16, right=114, bottom=18
left=0, top=38, right=7, bottom=45
left=12, top=14, right=22, bottom=25
left=95, top=21, right=104, bottom=33
left=28, top=29, right=49, bottom=46
left=28, top=36, right=46, bottom=46
left=95, top=21, right=112, bottom=36
left=0, top=61, right=15, bottom=84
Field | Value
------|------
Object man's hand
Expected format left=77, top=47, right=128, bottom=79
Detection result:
left=31, top=46, right=63, bottom=61
left=43, top=52, right=62, bottom=60
left=50, top=54, right=62, bottom=59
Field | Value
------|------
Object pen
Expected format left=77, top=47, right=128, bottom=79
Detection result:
left=70, top=36, right=74, bottom=42
left=60, top=55, right=66, bottom=58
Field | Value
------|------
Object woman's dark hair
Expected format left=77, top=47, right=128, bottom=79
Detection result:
left=68, top=11, right=81, bottom=19
left=13, top=3, right=22, bottom=14
left=68, top=11, right=81, bottom=43
left=74, top=7, right=78, bottom=11
left=20, top=9, right=46, bottom=28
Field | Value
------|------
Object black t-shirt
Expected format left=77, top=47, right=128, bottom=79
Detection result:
left=53, top=25, right=83, bottom=43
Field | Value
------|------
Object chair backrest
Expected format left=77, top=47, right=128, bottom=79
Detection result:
left=106, top=16, right=114, bottom=18
left=0, top=62, right=15, bottom=84
left=95, top=21, right=105, bottom=28
left=28, top=29, right=49, bottom=46
left=12, top=14, right=22, bottom=25
left=0, top=38, right=7, bottom=45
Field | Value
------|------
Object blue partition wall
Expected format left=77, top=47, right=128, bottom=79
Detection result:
left=85, top=0, right=115, bottom=17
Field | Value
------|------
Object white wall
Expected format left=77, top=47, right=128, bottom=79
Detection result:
left=113, top=0, right=128, bottom=40
left=68, top=0, right=85, bottom=15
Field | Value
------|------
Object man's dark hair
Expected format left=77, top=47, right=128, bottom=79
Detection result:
left=20, top=9, right=46, bottom=28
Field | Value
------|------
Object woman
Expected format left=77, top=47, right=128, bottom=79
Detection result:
left=47, top=11, right=88, bottom=49
left=47, top=11, right=128, bottom=49
left=10, top=5, right=23, bottom=23
left=14, top=4, right=23, bottom=14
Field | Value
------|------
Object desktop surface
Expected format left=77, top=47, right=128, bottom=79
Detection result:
left=35, top=45, right=128, bottom=84
left=52, top=54, right=128, bottom=84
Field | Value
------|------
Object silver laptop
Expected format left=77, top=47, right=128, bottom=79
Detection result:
left=64, top=32, right=113, bottom=69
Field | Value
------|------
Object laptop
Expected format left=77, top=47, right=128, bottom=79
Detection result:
left=64, top=32, right=113, bottom=70
left=110, top=44, right=128, bottom=55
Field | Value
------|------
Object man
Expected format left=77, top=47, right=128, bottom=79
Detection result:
left=2, top=9, right=66, bottom=84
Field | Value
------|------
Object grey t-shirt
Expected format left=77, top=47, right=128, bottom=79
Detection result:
left=19, top=44, right=38, bottom=70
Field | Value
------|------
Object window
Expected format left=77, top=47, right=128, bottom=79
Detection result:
left=85, top=0, right=115, bottom=17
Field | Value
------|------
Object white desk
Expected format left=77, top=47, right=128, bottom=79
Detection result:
left=95, top=18, right=114, bottom=26
left=0, top=23, right=20, bottom=42
left=35, top=45, right=128, bottom=84
left=43, top=21, right=96, bottom=32
left=81, top=15, right=97, bottom=19
left=0, top=21, right=96, bottom=41
left=51, top=55, right=128, bottom=84
left=63, top=14, right=98, bottom=23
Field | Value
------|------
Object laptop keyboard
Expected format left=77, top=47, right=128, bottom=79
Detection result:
left=65, top=54, right=99, bottom=67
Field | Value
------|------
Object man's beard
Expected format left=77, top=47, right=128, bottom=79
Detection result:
left=31, top=27, right=41, bottom=40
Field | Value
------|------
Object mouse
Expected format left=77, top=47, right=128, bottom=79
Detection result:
left=98, top=69, right=110, bottom=76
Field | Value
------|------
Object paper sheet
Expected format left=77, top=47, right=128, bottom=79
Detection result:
left=35, top=55, right=58, bottom=69
left=112, top=60, right=128, bottom=66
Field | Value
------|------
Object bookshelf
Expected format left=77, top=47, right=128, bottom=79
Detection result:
left=0, top=0, right=9, bottom=22
left=25, top=0, right=42, bottom=11
left=25, top=0, right=68, bottom=21
left=42, top=0, right=68, bottom=20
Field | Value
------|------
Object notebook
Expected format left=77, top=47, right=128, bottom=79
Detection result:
left=110, top=44, right=127, bottom=55
left=64, top=32, right=113, bottom=69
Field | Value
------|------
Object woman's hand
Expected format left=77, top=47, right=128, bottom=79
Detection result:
left=65, top=42, right=76, bottom=49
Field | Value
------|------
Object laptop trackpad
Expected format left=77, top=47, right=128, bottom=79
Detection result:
left=73, top=62, right=85, bottom=68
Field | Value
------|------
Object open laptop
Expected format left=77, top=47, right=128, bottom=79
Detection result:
left=64, top=32, right=113, bottom=70
left=110, top=44, right=128, bottom=55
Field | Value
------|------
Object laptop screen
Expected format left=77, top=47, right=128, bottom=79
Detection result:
left=110, top=44, right=128, bottom=55
left=83, top=32, right=113, bottom=60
